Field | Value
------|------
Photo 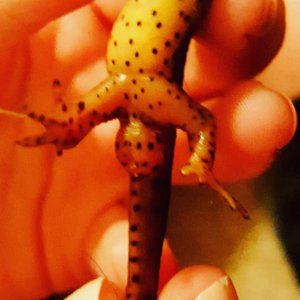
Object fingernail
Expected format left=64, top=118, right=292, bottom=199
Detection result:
left=195, top=276, right=231, bottom=300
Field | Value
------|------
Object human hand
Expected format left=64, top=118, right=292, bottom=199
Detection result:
left=0, top=0, right=297, bottom=299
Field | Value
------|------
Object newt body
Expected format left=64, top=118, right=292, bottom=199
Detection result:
left=14, top=0, right=248, bottom=299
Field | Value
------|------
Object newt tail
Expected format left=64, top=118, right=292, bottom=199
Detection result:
left=124, top=128, right=175, bottom=299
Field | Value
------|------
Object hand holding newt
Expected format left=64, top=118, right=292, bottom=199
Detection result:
left=0, top=0, right=296, bottom=299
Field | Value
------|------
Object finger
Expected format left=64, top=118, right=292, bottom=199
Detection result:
left=212, top=80, right=296, bottom=181
left=184, top=0, right=285, bottom=98
left=173, top=80, right=296, bottom=183
left=65, top=277, right=121, bottom=300
left=159, top=265, right=238, bottom=300
left=0, top=0, right=93, bottom=48
left=83, top=205, right=178, bottom=293
left=93, top=0, right=127, bottom=24
left=258, top=0, right=300, bottom=99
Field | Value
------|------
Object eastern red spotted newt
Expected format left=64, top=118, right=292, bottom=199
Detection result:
left=2, top=0, right=249, bottom=299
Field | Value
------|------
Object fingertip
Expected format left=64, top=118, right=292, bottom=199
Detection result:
left=184, top=0, right=286, bottom=97
left=93, top=0, right=127, bottom=23
left=159, top=265, right=238, bottom=300
left=65, top=277, right=122, bottom=300
left=212, top=80, right=296, bottom=180
left=0, top=0, right=93, bottom=48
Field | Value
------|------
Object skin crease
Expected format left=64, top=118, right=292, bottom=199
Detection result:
left=0, top=0, right=298, bottom=299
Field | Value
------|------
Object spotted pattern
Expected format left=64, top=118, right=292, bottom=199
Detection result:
left=14, top=1, right=250, bottom=300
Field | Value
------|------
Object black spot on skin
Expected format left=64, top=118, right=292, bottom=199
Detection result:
left=131, top=275, right=140, bottom=283
left=135, top=51, right=139, bottom=58
left=126, top=293, right=131, bottom=299
left=116, top=142, right=120, bottom=149
left=163, top=59, right=169, bottom=66
left=28, top=112, right=36, bottom=119
left=129, top=38, right=133, bottom=44
left=176, top=94, right=181, bottom=100
left=125, top=60, right=131, bottom=67
left=131, top=189, right=138, bottom=196
left=131, top=240, right=139, bottom=246
left=152, top=48, right=158, bottom=54
left=139, top=68, right=144, bottom=74
left=152, top=10, right=157, bottom=16
left=133, top=204, right=141, bottom=212
left=156, top=22, right=162, bottom=28
left=202, top=158, right=209, bottom=163
left=78, top=101, right=85, bottom=111
left=130, top=224, right=138, bottom=232
left=124, top=93, right=129, bottom=100
left=111, top=59, right=115, bottom=64
left=165, top=40, right=171, bottom=48
left=129, top=256, right=140, bottom=263
left=125, top=21, right=130, bottom=27
left=134, top=94, right=138, bottom=100
left=38, top=114, right=45, bottom=122
left=52, top=79, right=61, bottom=87
left=121, top=162, right=128, bottom=167
left=61, top=104, right=67, bottom=112
left=142, top=162, right=148, bottom=167
left=174, top=32, right=181, bottom=39
left=132, top=79, right=137, bottom=84
left=148, top=142, right=154, bottom=150
left=92, top=110, right=98, bottom=117
left=90, top=121, right=95, bottom=127
left=141, top=88, right=145, bottom=93
left=167, top=89, right=172, bottom=94
left=132, top=113, right=137, bottom=118
left=113, top=41, right=117, bottom=46
left=57, top=149, right=63, bottom=156
left=148, top=104, right=153, bottom=109
left=158, top=101, right=162, bottom=106
left=136, top=142, right=142, bottom=149
left=137, top=21, right=142, bottom=26
left=105, top=87, right=109, bottom=92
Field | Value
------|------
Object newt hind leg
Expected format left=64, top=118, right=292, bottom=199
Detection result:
left=128, top=74, right=249, bottom=219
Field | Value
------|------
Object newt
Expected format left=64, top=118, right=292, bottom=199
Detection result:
left=2, top=0, right=249, bottom=299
